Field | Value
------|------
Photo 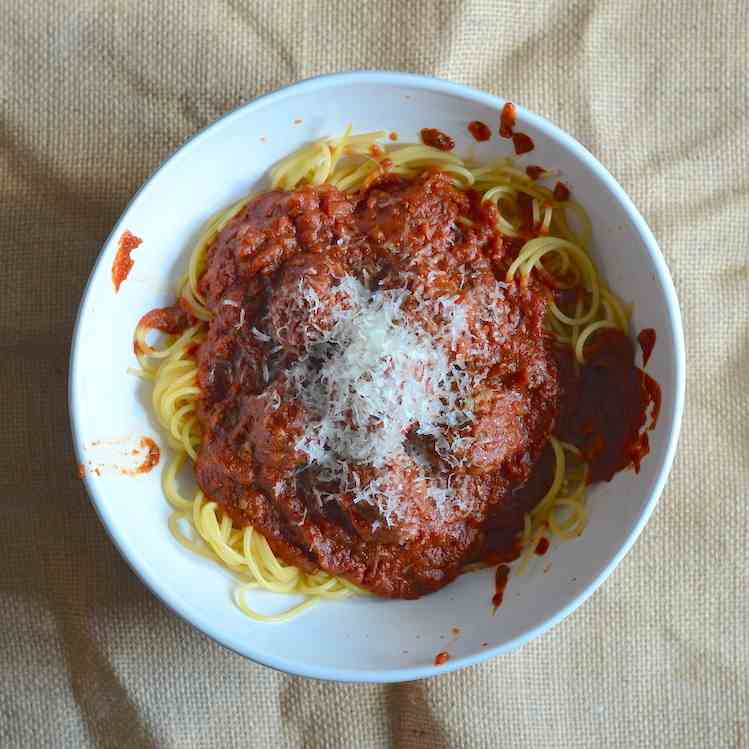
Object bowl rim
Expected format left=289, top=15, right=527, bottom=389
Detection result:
left=69, top=70, right=686, bottom=683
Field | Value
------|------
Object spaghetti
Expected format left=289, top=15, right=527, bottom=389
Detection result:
left=132, top=125, right=650, bottom=621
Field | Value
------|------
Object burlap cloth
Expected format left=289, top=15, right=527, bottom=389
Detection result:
left=2, top=1, right=747, bottom=746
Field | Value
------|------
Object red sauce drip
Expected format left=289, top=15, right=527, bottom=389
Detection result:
left=499, top=102, right=517, bottom=138
left=641, top=372, right=662, bottom=429
left=434, top=651, right=450, bottom=666
left=535, top=537, right=550, bottom=556
left=107, top=437, right=162, bottom=477
left=420, top=128, right=455, bottom=151
left=627, top=373, right=661, bottom=472
left=76, top=463, right=85, bottom=479
left=512, top=132, right=535, bottom=155
left=135, top=437, right=161, bottom=474
left=526, top=165, right=545, bottom=180
left=468, top=120, right=492, bottom=142
left=638, top=328, right=656, bottom=367
left=388, top=131, right=398, bottom=141
left=492, top=565, right=510, bottom=611
left=112, top=230, right=142, bottom=292
left=628, top=432, right=649, bottom=473
left=553, top=181, right=571, bottom=201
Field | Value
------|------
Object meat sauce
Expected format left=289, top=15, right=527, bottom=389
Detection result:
left=142, top=170, right=659, bottom=601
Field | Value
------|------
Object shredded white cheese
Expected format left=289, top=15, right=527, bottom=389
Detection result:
left=287, top=276, right=477, bottom=525
left=252, top=326, right=271, bottom=342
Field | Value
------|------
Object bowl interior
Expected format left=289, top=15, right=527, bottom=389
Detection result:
left=70, top=73, right=683, bottom=682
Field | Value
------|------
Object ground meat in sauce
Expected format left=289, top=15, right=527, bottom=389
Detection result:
left=268, top=252, right=350, bottom=353
left=187, top=170, right=657, bottom=600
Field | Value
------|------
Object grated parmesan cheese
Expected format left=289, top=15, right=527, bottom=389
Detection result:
left=252, top=326, right=271, bottom=342
left=288, top=276, right=478, bottom=525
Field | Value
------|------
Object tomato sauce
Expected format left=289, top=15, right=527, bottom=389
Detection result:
left=468, top=121, right=492, bottom=142
left=535, top=537, right=550, bottom=556
left=420, top=128, right=455, bottom=151
left=492, top=565, right=510, bottom=611
left=553, top=181, right=570, bottom=201
left=526, top=166, right=545, bottom=180
left=137, top=304, right=193, bottom=335
left=499, top=102, right=517, bottom=138
left=135, top=437, right=161, bottom=474
left=112, top=438, right=161, bottom=475
left=112, top=230, right=142, bottom=292
left=434, top=651, right=450, bottom=666
left=641, top=372, right=661, bottom=429
left=554, top=331, right=660, bottom=483
left=134, top=304, right=194, bottom=354
left=512, top=133, right=535, bottom=155
left=638, top=328, right=656, bottom=367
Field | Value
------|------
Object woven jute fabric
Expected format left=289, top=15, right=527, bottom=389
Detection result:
left=1, top=1, right=747, bottom=746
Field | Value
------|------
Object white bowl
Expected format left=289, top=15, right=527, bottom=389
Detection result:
left=69, top=71, right=685, bottom=682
